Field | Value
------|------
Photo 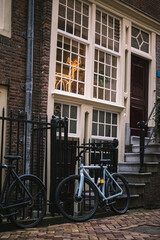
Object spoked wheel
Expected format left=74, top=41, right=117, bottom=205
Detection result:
left=55, top=175, right=99, bottom=222
left=106, top=173, right=130, bottom=214
left=6, top=175, right=46, bottom=228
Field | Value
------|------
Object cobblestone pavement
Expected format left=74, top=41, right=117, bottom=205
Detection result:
left=0, top=208, right=160, bottom=239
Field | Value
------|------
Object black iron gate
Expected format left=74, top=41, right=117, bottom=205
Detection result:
left=0, top=108, right=118, bottom=215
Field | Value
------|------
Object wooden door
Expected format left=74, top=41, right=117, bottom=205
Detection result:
left=130, top=55, right=149, bottom=136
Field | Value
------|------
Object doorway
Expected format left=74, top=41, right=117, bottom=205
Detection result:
left=130, top=55, right=149, bottom=136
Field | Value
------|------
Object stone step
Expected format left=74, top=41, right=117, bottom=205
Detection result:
left=119, top=172, right=152, bottom=183
left=131, top=136, right=155, bottom=146
left=119, top=162, right=159, bottom=173
left=132, top=143, right=160, bottom=153
left=125, top=152, right=160, bottom=163
left=129, top=194, right=144, bottom=208
left=128, top=183, right=145, bottom=195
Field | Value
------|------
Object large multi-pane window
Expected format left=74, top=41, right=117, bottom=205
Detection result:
left=94, top=9, right=120, bottom=103
left=95, top=9, right=120, bottom=53
left=54, top=102, right=78, bottom=135
left=92, top=109, right=118, bottom=138
left=93, top=49, right=117, bottom=102
left=55, top=0, right=89, bottom=95
left=58, top=0, right=89, bottom=40
left=55, top=35, right=86, bottom=95
left=131, top=26, right=149, bottom=54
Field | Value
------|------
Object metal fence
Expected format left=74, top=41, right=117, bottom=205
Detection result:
left=0, top=108, right=118, bottom=215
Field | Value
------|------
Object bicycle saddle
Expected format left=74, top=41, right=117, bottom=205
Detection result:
left=4, top=155, right=22, bottom=161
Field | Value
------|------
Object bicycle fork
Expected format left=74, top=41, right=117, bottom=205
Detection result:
left=77, top=167, right=84, bottom=200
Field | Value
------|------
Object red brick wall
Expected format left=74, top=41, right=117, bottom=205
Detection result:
left=0, top=0, right=52, bottom=117
left=143, top=164, right=160, bottom=208
left=121, top=0, right=160, bottom=21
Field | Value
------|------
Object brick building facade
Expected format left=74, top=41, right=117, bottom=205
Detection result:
left=0, top=0, right=160, bottom=167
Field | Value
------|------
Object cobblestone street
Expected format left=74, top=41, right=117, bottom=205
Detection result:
left=0, top=208, right=160, bottom=239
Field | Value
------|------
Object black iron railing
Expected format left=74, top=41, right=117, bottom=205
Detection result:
left=0, top=108, right=118, bottom=215
left=137, top=97, right=160, bottom=173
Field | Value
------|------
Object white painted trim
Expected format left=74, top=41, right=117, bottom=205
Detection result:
left=0, top=0, right=11, bottom=38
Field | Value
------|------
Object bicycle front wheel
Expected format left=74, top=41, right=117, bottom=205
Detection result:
left=6, top=175, right=46, bottom=228
left=55, top=175, right=99, bottom=222
left=106, top=173, right=130, bottom=214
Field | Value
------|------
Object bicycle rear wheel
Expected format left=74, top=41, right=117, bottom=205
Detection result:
left=106, top=173, right=130, bottom=214
left=6, top=175, right=46, bottom=228
left=55, top=175, right=99, bottom=222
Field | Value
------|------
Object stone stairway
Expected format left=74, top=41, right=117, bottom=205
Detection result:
left=118, top=136, right=160, bottom=208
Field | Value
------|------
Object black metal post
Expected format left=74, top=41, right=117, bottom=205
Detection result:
left=50, top=115, right=57, bottom=215
left=138, top=121, right=145, bottom=173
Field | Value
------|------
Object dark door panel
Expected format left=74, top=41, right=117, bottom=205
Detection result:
left=130, top=55, right=149, bottom=136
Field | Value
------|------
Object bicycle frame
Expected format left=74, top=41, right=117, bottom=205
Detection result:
left=0, top=166, right=33, bottom=214
left=78, top=163, right=123, bottom=202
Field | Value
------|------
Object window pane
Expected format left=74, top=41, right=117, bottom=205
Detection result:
left=111, top=68, right=117, bottom=79
left=67, top=8, right=73, bottom=21
left=112, top=113, right=117, bottom=124
left=58, top=17, right=65, bottom=30
left=55, top=35, right=86, bottom=95
left=58, top=0, right=89, bottom=40
left=92, top=110, right=118, bottom=139
left=59, top=4, right=65, bottom=18
left=105, top=125, right=110, bottom=137
left=63, top=104, right=69, bottom=117
left=131, top=26, right=149, bottom=53
left=112, top=126, right=117, bottom=137
left=106, top=112, right=111, bottom=124
left=92, top=123, right=97, bottom=135
left=70, top=120, right=77, bottom=133
left=95, top=9, right=120, bottom=53
left=70, top=106, right=77, bottom=119
left=99, top=111, right=104, bottom=123
left=78, top=83, right=84, bottom=95
left=54, top=103, right=61, bottom=116
left=93, top=110, right=98, bottom=122
left=99, top=124, right=104, bottom=136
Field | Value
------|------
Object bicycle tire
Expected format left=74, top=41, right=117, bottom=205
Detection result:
left=55, top=175, right=99, bottom=222
left=6, top=174, right=46, bottom=228
left=106, top=173, right=130, bottom=214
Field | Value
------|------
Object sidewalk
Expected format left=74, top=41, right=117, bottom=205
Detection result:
left=0, top=208, right=160, bottom=239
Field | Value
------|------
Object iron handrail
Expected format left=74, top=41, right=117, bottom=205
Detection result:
left=137, top=96, right=160, bottom=172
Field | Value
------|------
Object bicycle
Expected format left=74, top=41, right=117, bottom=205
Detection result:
left=0, top=155, right=46, bottom=228
left=55, top=145, right=130, bottom=222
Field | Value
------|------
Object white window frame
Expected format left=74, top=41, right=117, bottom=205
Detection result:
left=55, top=0, right=91, bottom=97
left=92, top=109, right=118, bottom=140
left=55, top=33, right=87, bottom=95
left=95, top=8, right=121, bottom=55
left=93, top=48, right=118, bottom=103
left=54, top=102, right=79, bottom=137
left=131, top=25, right=150, bottom=56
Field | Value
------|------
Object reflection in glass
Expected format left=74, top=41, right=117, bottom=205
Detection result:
left=54, top=103, right=61, bottom=116
left=106, top=112, right=111, bottom=124
left=71, top=106, right=77, bottom=118
left=112, top=113, right=117, bottom=124
left=106, top=125, right=110, bottom=137
left=63, top=104, right=69, bottom=117
left=93, top=110, right=98, bottom=122
left=112, top=126, right=117, bottom=137
left=99, top=111, right=104, bottom=123
left=70, top=120, right=77, bottom=133
left=92, top=123, right=97, bottom=135
left=99, top=124, right=104, bottom=136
